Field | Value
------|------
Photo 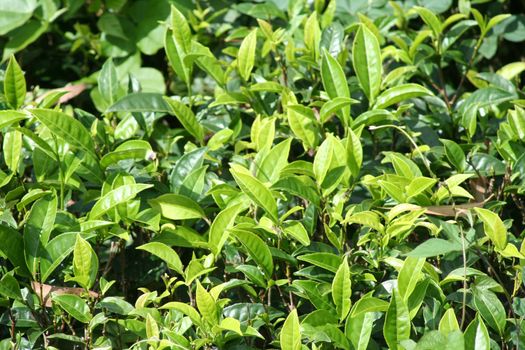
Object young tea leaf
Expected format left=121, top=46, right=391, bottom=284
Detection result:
left=230, top=163, right=278, bottom=223
left=72, top=235, right=99, bottom=290
left=332, top=256, right=351, bottom=321
left=238, top=29, right=257, bottom=81
left=384, top=289, right=410, bottom=349
left=353, top=25, right=382, bottom=105
left=280, top=309, right=301, bottom=350
left=473, top=208, right=507, bottom=250
left=4, top=55, right=26, bottom=109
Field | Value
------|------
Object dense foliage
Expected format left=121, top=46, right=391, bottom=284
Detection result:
left=2, top=0, right=525, bottom=349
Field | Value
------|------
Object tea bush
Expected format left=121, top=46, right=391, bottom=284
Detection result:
left=1, top=0, right=525, bottom=349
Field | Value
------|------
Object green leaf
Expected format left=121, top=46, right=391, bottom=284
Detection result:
left=40, top=232, right=77, bottom=283
left=97, top=297, right=134, bottom=315
left=3, top=129, right=22, bottom=173
left=472, top=288, right=506, bottom=336
left=72, top=235, right=98, bottom=290
left=98, top=58, right=118, bottom=105
left=137, top=242, right=183, bottom=275
left=374, top=83, right=432, bottom=109
left=473, top=208, right=507, bottom=250
left=107, top=92, right=171, bottom=113
left=180, top=166, right=207, bottom=200
left=196, top=281, right=219, bottom=326
left=413, top=330, right=465, bottom=348
left=321, top=52, right=350, bottom=101
left=413, top=6, right=442, bottom=37
left=398, top=257, right=425, bottom=301
left=346, top=211, right=384, bottom=232
left=31, top=108, right=96, bottom=157
left=350, top=296, right=389, bottom=317
left=434, top=173, right=474, bottom=202
left=272, top=176, right=320, bottom=207
left=164, top=97, right=204, bottom=143
left=15, top=126, right=55, bottom=161
left=146, top=314, right=159, bottom=340
left=346, top=128, right=363, bottom=179
left=439, top=308, right=460, bottom=335
left=313, top=136, right=335, bottom=186
left=161, top=301, right=203, bottom=327
left=171, top=147, right=206, bottom=190
left=464, top=314, right=490, bottom=350
left=4, top=55, right=26, bottom=109
left=0, top=110, right=27, bottom=129
left=407, top=279, right=430, bottom=320
left=321, top=50, right=350, bottom=122
left=320, top=97, right=353, bottom=123
left=0, top=273, right=22, bottom=300
left=208, top=203, right=243, bottom=256
left=250, top=81, right=283, bottom=93
left=53, top=294, right=92, bottom=323
left=384, top=152, right=421, bottom=179
left=497, top=62, right=525, bottom=80
left=238, top=29, right=257, bottom=81
left=282, top=220, right=311, bottom=246
left=191, top=41, right=225, bottom=86
left=208, top=128, right=233, bottom=151
left=353, top=25, right=382, bottom=104
left=406, top=238, right=462, bottom=258
left=100, top=140, right=153, bottom=169
left=219, top=317, right=243, bottom=335
left=90, top=184, right=152, bottom=219
left=149, top=193, right=204, bottom=221
left=251, top=115, right=275, bottom=151
left=237, top=264, right=266, bottom=288
left=406, top=177, right=437, bottom=199
left=230, top=163, right=278, bottom=223
left=484, top=14, right=511, bottom=37
left=24, top=194, right=57, bottom=278
left=165, top=29, right=190, bottom=84
left=440, top=139, right=466, bottom=172
left=384, top=289, right=410, bottom=350
left=352, top=109, right=395, bottom=129
left=346, top=312, right=375, bottom=350
left=256, top=138, right=291, bottom=184
left=298, top=252, right=341, bottom=273
left=0, top=0, right=37, bottom=35
left=0, top=225, right=28, bottom=277
left=332, top=256, right=351, bottom=321
left=508, top=107, right=525, bottom=142
left=304, top=12, right=320, bottom=60
left=171, top=5, right=191, bottom=53
left=2, top=19, right=48, bottom=62
left=231, top=228, right=273, bottom=278
left=280, top=309, right=301, bottom=350
left=287, top=104, right=320, bottom=150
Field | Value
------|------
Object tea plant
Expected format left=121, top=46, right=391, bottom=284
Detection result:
left=1, top=0, right=525, bottom=349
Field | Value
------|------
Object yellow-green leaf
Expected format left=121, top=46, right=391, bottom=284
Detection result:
left=4, top=55, right=26, bottom=109
left=230, top=163, right=278, bottom=223
left=280, top=309, right=301, bottom=350
left=196, top=281, right=219, bottom=326
left=73, top=235, right=98, bottom=290
left=164, top=97, right=204, bottom=144
left=149, top=193, right=205, bottom=221
left=332, top=256, right=351, bottom=321
left=473, top=208, right=507, bottom=250
left=238, top=29, right=257, bottom=81
left=353, top=25, right=382, bottom=104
